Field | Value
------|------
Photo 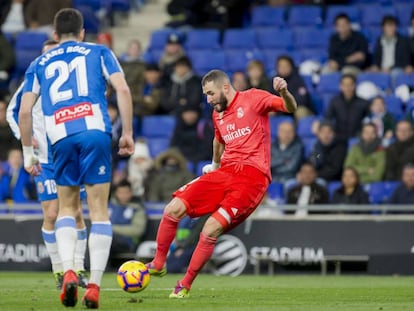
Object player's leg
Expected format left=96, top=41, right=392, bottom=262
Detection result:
left=74, top=195, right=88, bottom=288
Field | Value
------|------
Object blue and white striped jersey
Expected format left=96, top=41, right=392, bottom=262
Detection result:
left=23, top=40, right=122, bottom=144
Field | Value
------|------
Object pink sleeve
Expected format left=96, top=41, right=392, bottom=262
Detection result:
left=250, top=89, right=287, bottom=114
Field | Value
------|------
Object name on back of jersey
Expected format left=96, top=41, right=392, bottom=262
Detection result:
left=39, top=45, right=91, bottom=66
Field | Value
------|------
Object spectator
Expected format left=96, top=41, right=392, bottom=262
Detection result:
left=109, top=180, right=147, bottom=266
left=119, top=39, right=143, bottom=62
left=170, top=107, right=213, bottom=163
left=127, top=139, right=153, bottom=199
left=0, top=31, right=15, bottom=87
left=389, top=163, right=414, bottom=204
left=159, top=33, right=186, bottom=84
left=363, top=96, right=396, bottom=147
left=1, top=0, right=26, bottom=34
left=309, top=121, right=347, bottom=182
left=385, top=120, right=414, bottom=181
left=246, top=60, right=272, bottom=92
left=325, top=73, right=370, bottom=140
left=165, top=0, right=207, bottom=28
left=231, top=71, right=248, bottom=91
left=1, top=99, right=20, bottom=161
left=344, top=123, right=385, bottom=183
left=276, top=55, right=314, bottom=118
left=332, top=167, right=370, bottom=205
left=96, top=32, right=113, bottom=50
left=325, top=13, right=369, bottom=74
left=0, top=148, right=36, bottom=203
left=287, top=162, right=329, bottom=216
left=160, top=56, right=202, bottom=115
left=370, top=15, right=413, bottom=80
left=270, top=121, right=304, bottom=183
left=145, top=148, right=194, bottom=202
left=409, top=11, right=414, bottom=64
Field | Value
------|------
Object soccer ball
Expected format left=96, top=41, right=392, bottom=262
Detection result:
left=116, top=260, right=150, bottom=293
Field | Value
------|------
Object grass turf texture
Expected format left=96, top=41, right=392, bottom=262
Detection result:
left=0, top=272, right=413, bottom=310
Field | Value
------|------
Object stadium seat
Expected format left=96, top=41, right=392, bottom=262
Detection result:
left=328, top=181, right=342, bottom=199
left=14, top=31, right=49, bottom=75
left=224, top=49, right=264, bottom=73
left=142, top=49, right=163, bottom=63
left=256, top=28, right=294, bottom=50
left=321, top=93, right=335, bottom=115
left=394, top=73, right=414, bottom=89
left=195, top=160, right=211, bottom=176
left=357, top=72, right=391, bottom=91
left=287, top=5, right=322, bottom=27
left=189, top=50, right=226, bottom=76
left=185, top=29, right=220, bottom=50
left=363, top=182, right=384, bottom=204
left=262, top=48, right=293, bottom=75
left=293, top=28, right=331, bottom=49
left=147, top=137, right=170, bottom=158
left=299, top=48, right=329, bottom=64
left=147, top=29, right=182, bottom=51
left=267, top=182, right=285, bottom=202
left=324, top=5, right=360, bottom=27
left=222, top=29, right=257, bottom=50
left=395, top=3, right=414, bottom=27
left=301, top=75, right=314, bottom=93
left=141, top=115, right=176, bottom=138
left=360, top=5, right=396, bottom=27
left=384, top=95, right=404, bottom=120
left=302, top=137, right=317, bottom=158
left=73, top=0, right=103, bottom=11
left=250, top=6, right=286, bottom=28
left=77, top=5, right=101, bottom=34
left=316, top=73, right=342, bottom=94
left=297, top=116, right=320, bottom=138
left=269, top=116, right=294, bottom=139
left=110, top=0, right=131, bottom=12
left=348, top=137, right=359, bottom=151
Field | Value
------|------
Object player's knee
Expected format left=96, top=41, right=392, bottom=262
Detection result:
left=202, top=217, right=225, bottom=238
left=164, top=198, right=187, bottom=219
left=43, top=205, right=58, bottom=225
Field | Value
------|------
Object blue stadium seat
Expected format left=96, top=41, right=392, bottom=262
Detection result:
left=302, top=137, right=317, bottom=158
left=224, top=49, right=264, bottom=73
left=185, top=29, right=220, bottom=50
left=394, top=73, right=414, bottom=88
left=110, top=0, right=131, bottom=12
left=147, top=137, right=170, bottom=158
left=14, top=31, right=49, bottom=75
left=195, top=160, right=211, bottom=176
left=361, top=26, right=382, bottom=53
left=310, top=93, right=324, bottom=116
left=321, top=93, right=335, bottom=115
left=222, top=29, right=257, bottom=50
left=297, top=116, right=320, bottom=138
left=299, top=48, right=329, bottom=64
left=147, top=29, right=182, bottom=51
left=269, top=116, right=294, bottom=139
left=287, top=5, right=322, bottom=27
left=77, top=5, right=101, bottom=34
left=251, top=6, right=286, bottom=28
left=357, top=72, right=391, bottom=91
left=324, top=5, right=360, bottom=27
left=256, top=28, right=293, bottom=50
left=142, top=49, right=163, bottom=63
left=360, top=5, right=396, bottom=27
left=267, top=182, right=285, bottom=202
left=363, top=182, right=385, bottom=204
left=262, top=48, right=291, bottom=75
left=188, top=50, right=226, bottom=76
left=348, top=137, right=359, bottom=151
left=301, top=75, right=314, bottom=93
left=141, top=115, right=176, bottom=138
left=316, top=73, right=342, bottom=94
left=73, top=0, right=104, bottom=11
left=384, top=95, right=404, bottom=120
left=293, top=28, right=331, bottom=49
left=395, top=3, right=414, bottom=27
left=328, top=181, right=342, bottom=199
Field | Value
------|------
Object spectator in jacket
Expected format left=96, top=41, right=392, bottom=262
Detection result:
left=145, top=148, right=194, bottom=202
left=119, top=39, right=143, bottom=63
left=1, top=0, right=26, bottom=34
left=344, top=123, right=386, bottom=183
left=325, top=74, right=370, bottom=140
left=160, top=56, right=202, bottom=116
left=370, top=15, right=413, bottom=79
left=385, top=120, right=414, bottom=181
left=276, top=55, right=314, bottom=118
left=332, top=167, right=370, bottom=205
left=309, top=121, right=347, bottom=182
left=159, top=33, right=186, bottom=84
left=389, top=163, right=414, bottom=204
left=1, top=99, right=20, bottom=161
left=134, top=63, right=163, bottom=117
left=326, top=13, right=369, bottom=73
left=246, top=60, right=272, bottom=92
left=271, top=121, right=304, bottom=183
left=127, top=139, right=153, bottom=199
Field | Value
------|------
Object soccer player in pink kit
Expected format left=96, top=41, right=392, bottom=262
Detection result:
left=146, top=69, right=297, bottom=298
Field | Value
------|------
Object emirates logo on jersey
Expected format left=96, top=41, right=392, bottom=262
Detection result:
left=54, top=102, right=94, bottom=124
left=222, top=123, right=251, bottom=143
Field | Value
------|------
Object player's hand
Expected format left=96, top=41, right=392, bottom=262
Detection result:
left=118, top=135, right=135, bottom=157
left=202, top=161, right=219, bottom=174
left=273, top=77, right=288, bottom=93
left=23, top=153, right=41, bottom=176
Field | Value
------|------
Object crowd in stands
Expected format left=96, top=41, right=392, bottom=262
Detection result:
left=0, top=0, right=414, bottom=212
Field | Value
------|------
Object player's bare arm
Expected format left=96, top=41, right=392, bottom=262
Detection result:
left=110, top=72, right=135, bottom=156
left=19, top=91, right=41, bottom=175
left=203, top=137, right=225, bottom=174
left=273, top=76, right=298, bottom=113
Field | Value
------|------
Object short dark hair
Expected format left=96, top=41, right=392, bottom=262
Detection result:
left=174, top=56, right=192, bottom=69
left=276, top=55, right=294, bottom=68
left=201, top=70, right=229, bottom=87
left=54, top=8, right=83, bottom=38
left=382, top=15, right=398, bottom=27
left=116, top=179, right=132, bottom=190
left=341, top=73, right=356, bottom=84
left=334, top=13, right=350, bottom=24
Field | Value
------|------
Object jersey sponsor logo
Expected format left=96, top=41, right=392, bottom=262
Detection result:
left=222, top=123, right=252, bottom=143
left=54, top=102, right=94, bottom=124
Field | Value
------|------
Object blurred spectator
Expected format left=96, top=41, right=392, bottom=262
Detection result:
left=25, top=0, right=72, bottom=35
left=0, top=31, right=15, bottom=86
left=202, top=0, right=248, bottom=29
left=160, top=56, right=202, bottom=115
left=363, top=96, right=396, bottom=147
left=385, top=120, right=414, bottom=181
left=389, top=163, right=414, bottom=204
left=246, top=60, right=272, bottom=92
left=128, top=139, right=153, bottom=198
left=0, top=148, right=36, bottom=202
left=170, top=108, right=213, bottom=163
left=165, top=0, right=207, bottom=28
left=271, top=121, right=304, bottom=183
left=133, top=63, right=163, bottom=117
left=331, top=167, right=370, bottom=205
left=159, top=33, right=186, bottom=84
left=96, top=32, right=113, bottom=50
left=231, top=71, right=248, bottom=91
left=370, top=15, right=413, bottom=79
left=325, top=74, right=370, bottom=140
left=344, top=123, right=385, bottom=183
left=1, top=0, right=26, bottom=34
left=309, top=121, right=347, bottom=182
left=145, top=148, right=194, bottom=202
left=407, top=11, right=414, bottom=66
left=276, top=55, right=314, bottom=118
left=119, top=39, right=143, bottom=62
left=109, top=180, right=147, bottom=265
left=1, top=99, right=20, bottom=161
left=287, top=162, right=329, bottom=216
left=325, top=13, right=369, bottom=74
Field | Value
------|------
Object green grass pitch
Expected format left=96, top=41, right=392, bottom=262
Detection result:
left=0, top=272, right=414, bottom=310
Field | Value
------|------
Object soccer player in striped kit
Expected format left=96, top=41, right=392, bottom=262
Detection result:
left=19, top=8, right=134, bottom=308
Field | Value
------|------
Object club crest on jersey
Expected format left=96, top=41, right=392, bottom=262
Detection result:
left=237, top=107, right=244, bottom=118
left=98, top=165, right=106, bottom=175
left=54, top=102, right=94, bottom=125
left=37, top=182, right=44, bottom=194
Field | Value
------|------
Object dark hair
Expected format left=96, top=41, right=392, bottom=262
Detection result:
left=276, top=55, right=294, bottom=68
left=145, top=63, right=160, bottom=71
left=381, top=15, right=398, bottom=27
left=116, top=179, right=132, bottom=189
left=362, top=122, right=377, bottom=132
left=343, top=166, right=361, bottom=186
left=201, top=69, right=229, bottom=87
left=42, top=39, right=58, bottom=48
left=301, top=161, right=316, bottom=171
left=54, top=8, right=83, bottom=39
left=341, top=73, right=356, bottom=84
left=174, top=56, right=192, bottom=69
left=334, top=13, right=350, bottom=24
left=318, top=120, right=335, bottom=132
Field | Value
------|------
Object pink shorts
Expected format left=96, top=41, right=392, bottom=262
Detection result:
left=173, top=164, right=269, bottom=231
